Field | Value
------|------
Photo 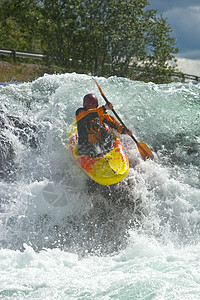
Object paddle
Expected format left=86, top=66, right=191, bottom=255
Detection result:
left=92, top=77, right=153, bottom=160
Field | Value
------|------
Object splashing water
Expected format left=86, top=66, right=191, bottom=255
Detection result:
left=0, top=73, right=200, bottom=299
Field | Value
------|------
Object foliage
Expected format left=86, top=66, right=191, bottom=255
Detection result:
left=0, top=0, right=180, bottom=83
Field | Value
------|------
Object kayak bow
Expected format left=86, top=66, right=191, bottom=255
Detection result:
left=68, top=121, right=129, bottom=185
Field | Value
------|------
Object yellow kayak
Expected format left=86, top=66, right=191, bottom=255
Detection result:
left=68, top=121, right=129, bottom=185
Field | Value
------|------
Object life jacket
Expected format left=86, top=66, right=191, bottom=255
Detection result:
left=76, top=106, right=126, bottom=146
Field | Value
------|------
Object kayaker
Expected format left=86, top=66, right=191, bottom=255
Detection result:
left=76, top=93, right=132, bottom=156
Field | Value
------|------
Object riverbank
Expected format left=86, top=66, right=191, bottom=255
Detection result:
left=0, top=60, right=54, bottom=82
left=1, top=60, right=199, bottom=84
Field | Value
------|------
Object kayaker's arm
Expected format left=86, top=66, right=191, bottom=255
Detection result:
left=92, top=76, right=153, bottom=160
left=105, top=102, right=113, bottom=110
left=104, top=102, right=132, bottom=136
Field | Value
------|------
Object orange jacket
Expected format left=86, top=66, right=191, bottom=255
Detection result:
left=76, top=106, right=126, bottom=145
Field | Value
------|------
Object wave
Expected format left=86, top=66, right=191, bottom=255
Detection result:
left=0, top=73, right=199, bottom=256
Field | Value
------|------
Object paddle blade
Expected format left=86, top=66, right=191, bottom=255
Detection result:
left=137, top=142, right=153, bottom=160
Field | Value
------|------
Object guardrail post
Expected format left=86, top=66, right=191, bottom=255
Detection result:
left=12, top=50, right=16, bottom=62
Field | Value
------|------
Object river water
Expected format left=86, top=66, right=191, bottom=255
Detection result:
left=0, top=73, right=200, bottom=299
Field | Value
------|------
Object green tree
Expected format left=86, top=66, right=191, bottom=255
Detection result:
left=0, top=0, right=180, bottom=83
left=141, top=10, right=179, bottom=82
left=0, top=0, right=41, bottom=52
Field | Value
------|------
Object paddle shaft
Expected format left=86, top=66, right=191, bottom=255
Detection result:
left=93, top=80, right=139, bottom=145
left=92, top=77, right=153, bottom=160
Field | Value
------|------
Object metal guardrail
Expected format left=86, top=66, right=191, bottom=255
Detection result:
left=0, top=49, right=46, bottom=61
left=0, top=48, right=199, bottom=82
left=182, top=73, right=200, bottom=82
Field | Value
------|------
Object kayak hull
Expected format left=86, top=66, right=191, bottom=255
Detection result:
left=68, top=123, right=129, bottom=185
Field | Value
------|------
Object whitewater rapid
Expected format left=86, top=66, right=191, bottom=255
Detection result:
left=0, top=73, right=200, bottom=299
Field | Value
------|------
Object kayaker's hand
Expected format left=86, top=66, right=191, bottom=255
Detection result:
left=126, top=129, right=132, bottom=136
left=105, top=102, right=113, bottom=110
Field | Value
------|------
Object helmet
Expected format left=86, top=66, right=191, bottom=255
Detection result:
left=83, top=94, right=98, bottom=108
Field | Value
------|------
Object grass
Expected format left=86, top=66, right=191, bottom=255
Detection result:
left=0, top=60, right=54, bottom=82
